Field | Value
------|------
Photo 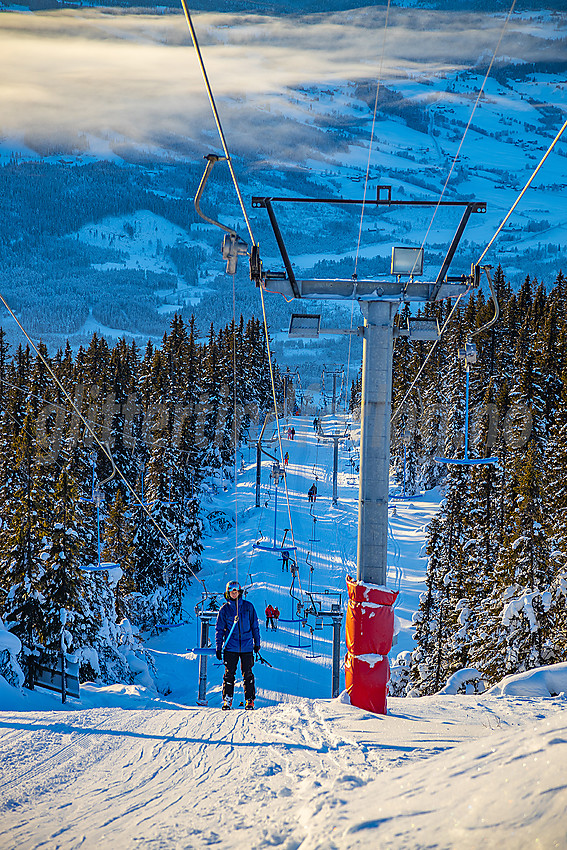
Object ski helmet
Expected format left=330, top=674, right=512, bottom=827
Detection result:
left=225, top=580, right=242, bottom=600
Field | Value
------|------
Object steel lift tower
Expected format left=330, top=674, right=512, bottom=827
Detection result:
left=250, top=185, right=485, bottom=713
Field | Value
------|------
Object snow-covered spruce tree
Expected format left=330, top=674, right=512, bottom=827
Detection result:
left=103, top=488, right=135, bottom=610
left=39, top=470, right=98, bottom=666
left=103, top=336, right=141, bottom=500
left=215, top=323, right=240, bottom=472
left=418, top=332, right=450, bottom=491
left=530, top=299, right=564, bottom=447
left=0, top=328, right=11, bottom=416
left=494, top=440, right=556, bottom=677
left=407, top=466, right=470, bottom=695
left=127, top=492, right=167, bottom=630
left=544, top=363, right=567, bottom=656
left=0, top=312, right=278, bottom=683
left=150, top=439, right=203, bottom=621
left=408, top=267, right=567, bottom=689
left=199, top=323, right=225, bottom=483
left=407, top=515, right=447, bottom=695
left=243, top=316, right=280, bottom=415
left=65, top=440, right=98, bottom=567
left=349, top=369, right=361, bottom=414
left=142, top=439, right=182, bottom=623
left=391, top=308, right=425, bottom=497
left=0, top=411, right=50, bottom=652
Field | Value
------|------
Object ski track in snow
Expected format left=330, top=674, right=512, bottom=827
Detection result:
left=1, top=416, right=567, bottom=848
left=1, top=697, right=566, bottom=849
left=0, top=702, right=387, bottom=847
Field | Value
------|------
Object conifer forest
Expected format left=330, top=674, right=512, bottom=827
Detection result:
left=0, top=313, right=280, bottom=686
left=382, top=266, right=567, bottom=695
left=2, top=264, right=567, bottom=697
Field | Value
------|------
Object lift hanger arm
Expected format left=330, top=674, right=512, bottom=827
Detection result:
left=471, top=265, right=500, bottom=338
left=194, top=154, right=249, bottom=274
left=194, top=154, right=235, bottom=236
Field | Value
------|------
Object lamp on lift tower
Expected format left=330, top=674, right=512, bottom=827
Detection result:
left=391, top=246, right=424, bottom=278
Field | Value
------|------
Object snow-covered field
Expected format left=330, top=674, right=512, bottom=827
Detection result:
left=1, top=415, right=566, bottom=849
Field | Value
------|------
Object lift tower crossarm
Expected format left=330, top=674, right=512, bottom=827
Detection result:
left=251, top=192, right=486, bottom=302
left=264, top=199, right=300, bottom=298
left=252, top=194, right=484, bottom=208
left=431, top=201, right=486, bottom=301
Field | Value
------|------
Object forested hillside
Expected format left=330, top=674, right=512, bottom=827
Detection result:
left=0, top=313, right=280, bottom=687
left=386, top=266, right=567, bottom=693
left=0, top=159, right=203, bottom=338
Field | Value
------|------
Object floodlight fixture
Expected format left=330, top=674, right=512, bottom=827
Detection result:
left=395, top=317, right=441, bottom=341
left=391, top=246, right=424, bottom=277
left=289, top=313, right=321, bottom=338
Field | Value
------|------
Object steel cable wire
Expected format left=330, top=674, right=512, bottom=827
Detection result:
left=180, top=3, right=300, bottom=580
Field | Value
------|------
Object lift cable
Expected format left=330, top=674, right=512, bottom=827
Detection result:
left=341, top=1, right=392, bottom=394
left=476, top=116, right=567, bottom=266
left=181, top=3, right=300, bottom=572
left=259, top=283, right=299, bottom=562
left=391, top=284, right=472, bottom=426
left=400, top=116, right=567, bottom=431
left=392, top=1, right=567, bottom=427
left=232, top=273, right=239, bottom=582
left=0, top=292, right=208, bottom=592
left=392, top=258, right=501, bottom=428
left=348, top=0, right=516, bottom=398
left=417, top=0, right=518, bottom=275
left=392, top=107, right=567, bottom=430
left=0, top=375, right=205, bottom=469
left=353, top=0, right=392, bottom=280
left=179, top=0, right=254, bottom=246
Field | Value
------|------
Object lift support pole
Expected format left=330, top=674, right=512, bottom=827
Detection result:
left=250, top=187, right=484, bottom=712
left=332, top=615, right=342, bottom=697
left=254, top=414, right=275, bottom=508
left=322, top=433, right=342, bottom=507
left=197, top=617, right=210, bottom=706
left=356, top=300, right=397, bottom=586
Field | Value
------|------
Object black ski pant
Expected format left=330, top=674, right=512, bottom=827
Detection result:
left=222, top=651, right=255, bottom=701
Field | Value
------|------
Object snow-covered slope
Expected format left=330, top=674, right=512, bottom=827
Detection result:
left=1, top=691, right=566, bottom=849
left=1, top=414, right=566, bottom=848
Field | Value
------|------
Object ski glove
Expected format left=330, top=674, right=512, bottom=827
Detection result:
left=254, top=645, right=260, bottom=654
left=216, top=649, right=223, bottom=661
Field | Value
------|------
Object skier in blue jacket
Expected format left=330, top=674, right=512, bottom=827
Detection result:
left=216, top=580, right=261, bottom=710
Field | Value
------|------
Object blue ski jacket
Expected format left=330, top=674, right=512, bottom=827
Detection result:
left=215, top=598, right=260, bottom=654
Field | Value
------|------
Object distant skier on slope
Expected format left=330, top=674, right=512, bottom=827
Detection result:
left=216, top=580, right=261, bottom=711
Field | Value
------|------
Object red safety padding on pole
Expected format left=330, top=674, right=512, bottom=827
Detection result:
left=345, top=601, right=395, bottom=655
left=345, top=576, right=399, bottom=715
left=346, top=575, right=398, bottom=607
left=345, top=653, right=390, bottom=715
left=345, top=575, right=398, bottom=655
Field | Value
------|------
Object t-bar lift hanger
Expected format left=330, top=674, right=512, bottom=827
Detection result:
left=194, top=154, right=249, bottom=274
